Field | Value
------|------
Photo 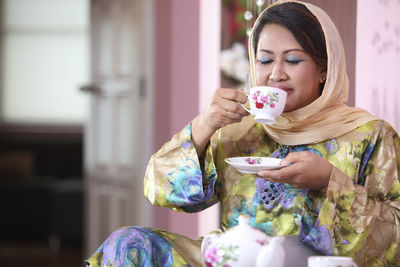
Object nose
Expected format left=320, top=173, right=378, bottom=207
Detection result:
left=269, top=62, right=287, bottom=82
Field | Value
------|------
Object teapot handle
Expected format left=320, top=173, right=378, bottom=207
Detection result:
left=201, top=234, right=218, bottom=256
left=256, top=237, right=285, bottom=267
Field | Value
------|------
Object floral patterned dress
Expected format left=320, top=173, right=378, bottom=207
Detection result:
left=86, top=117, right=400, bottom=267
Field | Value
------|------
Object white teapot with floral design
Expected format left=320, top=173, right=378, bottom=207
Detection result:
left=201, top=215, right=285, bottom=267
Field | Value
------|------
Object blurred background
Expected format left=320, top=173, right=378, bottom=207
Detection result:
left=0, top=0, right=398, bottom=266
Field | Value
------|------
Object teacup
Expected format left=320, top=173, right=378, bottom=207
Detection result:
left=241, top=86, right=287, bottom=124
left=308, top=256, right=358, bottom=267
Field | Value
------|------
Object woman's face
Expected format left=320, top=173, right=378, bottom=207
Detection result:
left=255, top=23, right=325, bottom=112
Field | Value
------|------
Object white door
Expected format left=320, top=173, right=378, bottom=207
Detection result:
left=84, top=0, right=154, bottom=256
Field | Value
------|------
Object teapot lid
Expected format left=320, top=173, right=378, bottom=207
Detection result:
left=238, top=215, right=251, bottom=226
left=224, top=215, right=269, bottom=243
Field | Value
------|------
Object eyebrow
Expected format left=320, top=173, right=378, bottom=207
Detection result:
left=259, top=48, right=305, bottom=54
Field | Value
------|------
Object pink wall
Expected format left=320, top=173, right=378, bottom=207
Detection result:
left=305, top=0, right=357, bottom=107
left=153, top=0, right=200, bottom=238
left=197, top=0, right=221, bottom=237
left=153, top=0, right=221, bottom=238
left=154, top=0, right=200, bottom=150
left=356, top=0, right=400, bottom=132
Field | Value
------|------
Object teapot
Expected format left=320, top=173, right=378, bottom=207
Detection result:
left=201, top=215, right=285, bottom=267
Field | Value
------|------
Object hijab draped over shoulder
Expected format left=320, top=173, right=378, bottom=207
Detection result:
left=248, top=0, right=377, bottom=146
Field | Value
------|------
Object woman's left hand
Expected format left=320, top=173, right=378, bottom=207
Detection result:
left=257, top=151, right=332, bottom=192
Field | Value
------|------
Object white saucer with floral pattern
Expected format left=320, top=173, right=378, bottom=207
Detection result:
left=224, top=157, right=288, bottom=174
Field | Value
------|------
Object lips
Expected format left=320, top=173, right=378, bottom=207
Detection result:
left=269, top=85, right=293, bottom=94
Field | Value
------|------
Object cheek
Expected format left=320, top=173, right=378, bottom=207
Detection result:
left=255, top=65, right=267, bottom=85
left=293, top=69, right=320, bottom=94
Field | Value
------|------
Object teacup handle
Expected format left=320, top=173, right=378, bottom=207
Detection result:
left=239, top=103, right=254, bottom=115
left=239, top=93, right=254, bottom=115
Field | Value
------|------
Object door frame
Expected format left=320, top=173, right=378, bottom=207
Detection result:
left=84, top=0, right=155, bottom=257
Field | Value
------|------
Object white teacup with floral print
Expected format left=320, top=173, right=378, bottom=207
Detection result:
left=241, top=86, right=287, bottom=124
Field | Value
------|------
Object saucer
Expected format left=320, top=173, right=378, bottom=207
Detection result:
left=225, top=157, right=288, bottom=174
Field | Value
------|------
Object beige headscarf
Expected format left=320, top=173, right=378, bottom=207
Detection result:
left=248, top=0, right=377, bottom=145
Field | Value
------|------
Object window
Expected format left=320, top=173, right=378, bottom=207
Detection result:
left=0, top=0, right=89, bottom=124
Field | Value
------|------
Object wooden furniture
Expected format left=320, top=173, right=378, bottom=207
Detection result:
left=0, top=124, right=83, bottom=247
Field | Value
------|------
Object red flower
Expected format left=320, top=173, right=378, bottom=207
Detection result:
left=255, top=102, right=264, bottom=109
left=256, top=239, right=266, bottom=245
left=270, top=103, right=275, bottom=108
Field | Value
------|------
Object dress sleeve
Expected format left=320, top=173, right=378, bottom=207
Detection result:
left=144, top=123, right=219, bottom=213
left=300, top=122, right=400, bottom=266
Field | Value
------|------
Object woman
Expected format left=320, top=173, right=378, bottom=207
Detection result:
left=87, top=1, right=400, bottom=266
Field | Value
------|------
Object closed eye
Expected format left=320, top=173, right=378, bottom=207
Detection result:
left=285, top=57, right=303, bottom=64
left=258, top=58, right=272, bottom=65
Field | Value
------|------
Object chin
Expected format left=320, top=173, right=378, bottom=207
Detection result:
left=283, top=105, right=295, bottom=113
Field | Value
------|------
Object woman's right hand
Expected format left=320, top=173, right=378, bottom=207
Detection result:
left=192, top=88, right=249, bottom=157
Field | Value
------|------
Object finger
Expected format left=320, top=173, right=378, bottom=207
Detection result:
left=257, top=164, right=299, bottom=181
left=257, top=169, right=286, bottom=183
left=218, top=98, right=249, bottom=116
left=236, top=103, right=250, bottom=116
left=224, top=110, right=244, bottom=122
left=281, top=151, right=309, bottom=165
left=220, top=88, right=248, bottom=103
left=206, top=104, right=231, bottom=125
left=215, top=106, right=242, bottom=125
left=235, top=104, right=249, bottom=116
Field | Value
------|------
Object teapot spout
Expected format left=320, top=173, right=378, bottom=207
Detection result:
left=256, top=236, right=285, bottom=267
